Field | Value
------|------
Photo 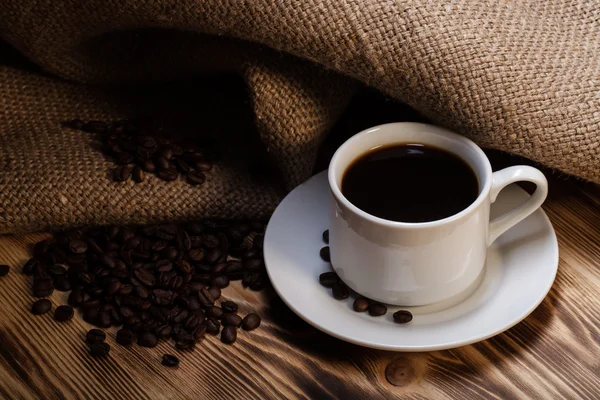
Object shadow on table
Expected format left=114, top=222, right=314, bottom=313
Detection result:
left=262, top=274, right=560, bottom=394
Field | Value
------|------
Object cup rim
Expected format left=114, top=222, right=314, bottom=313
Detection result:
left=328, top=122, right=493, bottom=229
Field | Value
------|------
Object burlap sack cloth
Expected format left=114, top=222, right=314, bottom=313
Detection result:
left=1, top=1, right=599, bottom=234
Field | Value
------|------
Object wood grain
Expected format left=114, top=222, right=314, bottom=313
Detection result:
left=0, top=175, right=599, bottom=400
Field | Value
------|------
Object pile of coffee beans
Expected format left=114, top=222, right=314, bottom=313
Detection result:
left=318, top=230, right=413, bottom=324
left=20, top=219, right=266, bottom=363
left=62, top=118, right=216, bottom=185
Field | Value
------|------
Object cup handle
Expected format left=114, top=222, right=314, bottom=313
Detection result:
left=488, top=166, right=548, bottom=246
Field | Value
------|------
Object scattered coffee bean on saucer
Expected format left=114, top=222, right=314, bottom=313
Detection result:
left=162, top=354, right=179, bottom=367
left=332, top=282, right=350, bottom=300
left=353, top=298, right=369, bottom=312
left=319, top=272, right=339, bottom=288
left=393, top=310, right=413, bottom=324
left=319, top=247, right=331, bottom=262
left=368, top=302, right=387, bottom=316
left=322, top=230, right=329, bottom=244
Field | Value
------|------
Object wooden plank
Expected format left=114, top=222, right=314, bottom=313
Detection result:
left=0, top=176, right=599, bottom=399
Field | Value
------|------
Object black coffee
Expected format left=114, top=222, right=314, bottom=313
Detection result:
left=341, top=144, right=479, bottom=222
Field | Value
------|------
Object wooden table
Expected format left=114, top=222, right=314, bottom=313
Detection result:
left=0, top=175, right=599, bottom=399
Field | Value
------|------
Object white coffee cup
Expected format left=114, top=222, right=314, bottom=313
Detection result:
left=328, top=122, right=548, bottom=306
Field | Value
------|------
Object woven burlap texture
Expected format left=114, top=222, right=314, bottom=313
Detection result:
left=1, top=0, right=599, bottom=233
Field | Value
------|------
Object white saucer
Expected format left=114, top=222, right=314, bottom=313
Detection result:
left=264, top=171, right=558, bottom=351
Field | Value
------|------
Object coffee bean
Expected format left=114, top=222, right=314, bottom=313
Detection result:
left=221, top=301, right=238, bottom=313
left=192, top=324, right=207, bottom=340
left=162, top=354, right=179, bottom=367
left=197, top=288, right=215, bottom=307
left=353, top=298, right=369, bottom=312
left=54, top=276, right=72, bottom=292
left=243, top=258, right=264, bottom=271
left=118, top=152, right=135, bottom=165
left=152, top=289, right=173, bottom=306
left=319, top=272, right=339, bottom=288
left=322, top=230, right=329, bottom=244
left=156, top=155, right=170, bottom=170
left=241, top=313, right=261, bottom=331
left=138, top=331, right=158, bottom=347
left=83, top=308, right=99, bottom=324
left=162, top=247, right=180, bottom=261
left=132, top=166, right=145, bottom=183
left=222, top=313, right=242, bottom=328
left=207, top=286, right=221, bottom=301
left=206, top=306, right=223, bottom=319
left=134, top=268, right=156, bottom=287
left=241, top=249, right=260, bottom=260
left=90, top=342, right=110, bottom=358
left=116, top=328, right=134, bottom=346
left=142, top=159, right=156, bottom=172
left=33, top=279, right=54, bottom=297
left=86, top=329, right=106, bottom=345
left=106, top=280, right=121, bottom=295
left=98, top=311, right=112, bottom=328
left=393, top=310, right=413, bottom=324
left=211, top=275, right=229, bottom=289
left=54, top=305, right=74, bottom=322
left=48, top=265, right=66, bottom=276
left=247, top=273, right=267, bottom=291
left=175, top=159, right=191, bottom=174
left=212, top=263, right=227, bottom=275
left=204, top=249, right=221, bottom=265
left=118, top=284, right=133, bottom=296
left=368, top=303, right=387, bottom=317
left=221, top=325, right=237, bottom=344
left=32, top=299, right=52, bottom=315
left=101, top=254, right=117, bottom=269
left=202, top=234, right=219, bottom=249
left=0, top=264, right=9, bottom=277
left=81, top=298, right=101, bottom=311
left=69, top=239, right=88, bottom=254
left=188, top=294, right=202, bottom=310
left=176, top=231, right=191, bottom=252
left=188, top=171, right=206, bottom=185
left=175, top=340, right=194, bottom=351
left=188, top=249, right=205, bottom=262
left=134, top=285, right=149, bottom=299
left=319, top=247, right=331, bottom=262
left=206, top=318, right=220, bottom=335
left=157, top=169, right=178, bottom=181
left=195, top=160, right=213, bottom=172
left=187, top=223, right=204, bottom=236
left=23, top=258, right=39, bottom=275
left=156, top=324, right=173, bottom=338
left=67, top=286, right=85, bottom=307
left=332, top=283, right=350, bottom=300
left=113, top=166, right=131, bottom=182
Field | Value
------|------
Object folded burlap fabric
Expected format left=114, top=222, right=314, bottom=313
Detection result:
left=1, top=0, right=598, bottom=233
